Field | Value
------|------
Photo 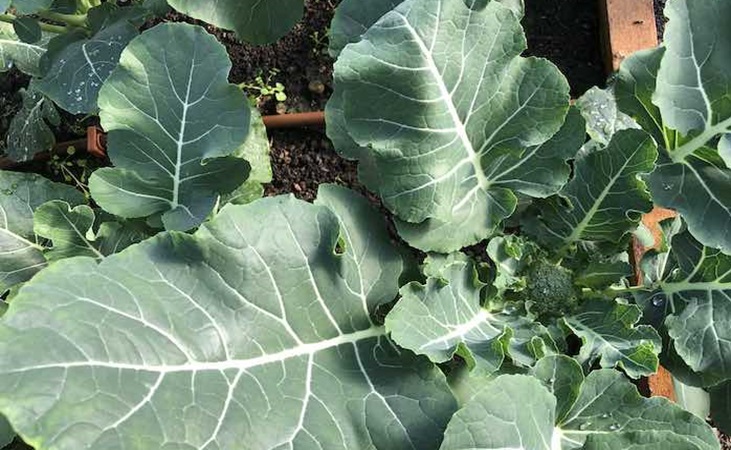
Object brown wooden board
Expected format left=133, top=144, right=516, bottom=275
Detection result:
left=599, top=0, right=659, bottom=71
left=598, top=0, right=676, bottom=401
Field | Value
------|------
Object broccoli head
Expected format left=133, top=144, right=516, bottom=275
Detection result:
left=520, top=260, right=580, bottom=321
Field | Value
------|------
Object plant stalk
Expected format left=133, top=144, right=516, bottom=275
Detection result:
left=77, top=0, right=102, bottom=14
left=37, top=11, right=88, bottom=28
left=670, top=116, right=731, bottom=163
left=583, top=285, right=650, bottom=296
left=0, top=13, right=68, bottom=34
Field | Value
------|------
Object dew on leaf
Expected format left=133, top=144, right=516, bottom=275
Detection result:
left=608, top=424, right=619, bottom=431
left=651, top=294, right=666, bottom=307
left=578, top=422, right=591, bottom=430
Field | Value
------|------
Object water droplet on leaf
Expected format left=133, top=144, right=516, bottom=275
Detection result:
left=651, top=295, right=666, bottom=307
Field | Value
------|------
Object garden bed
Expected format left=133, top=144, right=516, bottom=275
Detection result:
left=1, top=0, right=730, bottom=448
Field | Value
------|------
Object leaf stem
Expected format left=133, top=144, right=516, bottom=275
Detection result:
left=36, top=11, right=88, bottom=28
left=583, top=285, right=650, bottom=296
left=0, top=13, right=68, bottom=34
left=670, top=117, right=731, bottom=163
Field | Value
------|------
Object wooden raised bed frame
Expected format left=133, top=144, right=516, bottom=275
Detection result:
left=0, top=0, right=677, bottom=399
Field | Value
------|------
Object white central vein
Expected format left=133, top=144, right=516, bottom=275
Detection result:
left=564, top=139, right=648, bottom=245
left=420, top=309, right=495, bottom=349
left=4, top=327, right=385, bottom=374
left=394, top=12, right=488, bottom=190
left=171, top=46, right=196, bottom=207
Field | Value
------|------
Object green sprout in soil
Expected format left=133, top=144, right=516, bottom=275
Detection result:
left=238, top=68, right=288, bottom=105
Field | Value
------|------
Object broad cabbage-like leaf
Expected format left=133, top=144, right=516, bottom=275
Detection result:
left=33, top=200, right=148, bottom=261
left=614, top=48, right=667, bottom=147
left=710, top=381, right=730, bottom=434
left=167, top=0, right=303, bottom=45
left=10, top=0, right=53, bottom=15
left=672, top=376, right=711, bottom=420
left=0, top=22, right=49, bottom=76
left=395, top=108, right=585, bottom=253
left=574, top=260, right=633, bottom=290
left=659, top=229, right=731, bottom=385
left=328, top=0, right=403, bottom=57
left=645, top=0, right=731, bottom=253
left=328, top=0, right=524, bottom=58
left=530, top=355, right=584, bottom=423
left=332, top=0, right=569, bottom=252
left=0, top=171, right=84, bottom=292
left=387, top=255, right=542, bottom=374
left=13, top=17, right=42, bottom=44
left=576, top=86, right=639, bottom=146
left=563, top=299, right=661, bottom=378
left=6, top=88, right=59, bottom=162
left=440, top=362, right=719, bottom=450
left=223, top=109, right=272, bottom=206
left=0, top=415, right=11, bottom=448
left=89, top=23, right=251, bottom=231
left=526, top=129, right=656, bottom=251
left=35, top=19, right=138, bottom=114
left=0, top=187, right=458, bottom=449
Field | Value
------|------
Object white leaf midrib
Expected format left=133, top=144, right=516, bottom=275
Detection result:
left=393, top=11, right=490, bottom=192
left=2, top=326, right=386, bottom=374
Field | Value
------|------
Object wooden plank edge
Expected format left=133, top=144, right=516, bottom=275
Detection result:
left=598, top=0, right=675, bottom=401
left=599, top=0, right=659, bottom=72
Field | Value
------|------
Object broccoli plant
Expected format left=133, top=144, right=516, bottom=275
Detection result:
left=0, top=0, right=728, bottom=449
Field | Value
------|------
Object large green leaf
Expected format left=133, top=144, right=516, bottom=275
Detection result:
left=440, top=375, right=557, bottom=450
left=710, top=381, right=730, bottom=434
left=328, top=0, right=524, bottom=58
left=223, top=109, right=272, bottom=206
left=33, top=200, right=147, bottom=261
left=387, top=253, right=555, bottom=373
left=0, top=171, right=84, bottom=293
left=648, top=148, right=731, bottom=255
left=0, top=22, right=49, bottom=76
left=394, top=108, right=585, bottom=253
left=387, top=256, right=505, bottom=374
left=647, top=0, right=731, bottom=253
left=328, top=0, right=402, bottom=57
left=577, top=87, right=639, bottom=146
left=90, top=23, right=251, bottom=231
left=440, top=368, right=719, bottom=450
left=0, top=414, right=12, bottom=448
left=6, top=88, right=59, bottom=162
left=36, top=20, right=138, bottom=114
left=167, top=0, right=303, bottom=45
left=526, top=129, right=656, bottom=250
left=333, top=0, right=569, bottom=252
left=530, top=355, right=584, bottom=423
left=673, top=376, right=710, bottom=419
left=563, top=299, right=661, bottom=378
left=614, top=47, right=667, bottom=147
left=11, top=0, right=53, bottom=15
left=659, top=229, right=731, bottom=385
left=0, top=188, right=458, bottom=449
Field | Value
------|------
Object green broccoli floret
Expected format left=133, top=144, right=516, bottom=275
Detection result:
left=521, top=260, right=580, bottom=321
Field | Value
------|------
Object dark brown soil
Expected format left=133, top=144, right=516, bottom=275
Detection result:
left=654, top=0, right=667, bottom=40
left=523, top=0, right=606, bottom=97
left=713, top=421, right=731, bottom=450
left=0, top=70, right=27, bottom=156
left=719, top=431, right=731, bottom=450
left=263, top=128, right=360, bottom=199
